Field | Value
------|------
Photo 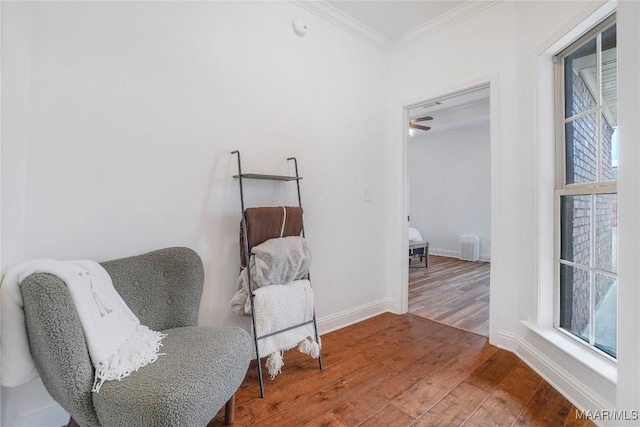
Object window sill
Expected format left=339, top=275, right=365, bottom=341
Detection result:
left=521, top=320, right=617, bottom=384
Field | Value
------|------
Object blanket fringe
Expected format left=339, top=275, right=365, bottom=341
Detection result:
left=266, top=351, right=284, bottom=379
left=264, top=336, right=322, bottom=380
left=298, top=336, right=321, bottom=359
left=92, top=325, right=167, bottom=392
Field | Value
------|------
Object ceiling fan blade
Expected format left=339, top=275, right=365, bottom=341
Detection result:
left=410, top=124, right=431, bottom=131
left=410, top=116, right=433, bottom=123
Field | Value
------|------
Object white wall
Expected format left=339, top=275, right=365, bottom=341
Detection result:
left=1, top=1, right=390, bottom=424
left=388, top=0, right=640, bottom=422
left=408, top=117, right=490, bottom=260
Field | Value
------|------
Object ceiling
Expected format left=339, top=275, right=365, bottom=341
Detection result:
left=408, top=86, right=490, bottom=135
left=326, top=1, right=465, bottom=42
left=409, top=86, right=489, bottom=116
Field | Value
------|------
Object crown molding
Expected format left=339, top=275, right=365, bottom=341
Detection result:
left=291, top=1, right=502, bottom=54
left=291, top=0, right=393, bottom=52
left=392, top=1, right=502, bottom=52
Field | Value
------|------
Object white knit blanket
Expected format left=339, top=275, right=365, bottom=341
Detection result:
left=0, top=259, right=166, bottom=391
left=251, top=280, right=320, bottom=379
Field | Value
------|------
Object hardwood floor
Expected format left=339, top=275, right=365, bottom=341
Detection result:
left=409, top=255, right=490, bottom=336
left=208, top=313, right=593, bottom=427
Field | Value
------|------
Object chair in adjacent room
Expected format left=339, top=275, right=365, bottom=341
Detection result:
left=409, top=226, right=429, bottom=267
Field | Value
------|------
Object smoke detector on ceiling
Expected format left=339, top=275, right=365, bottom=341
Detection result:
left=293, top=19, right=308, bottom=37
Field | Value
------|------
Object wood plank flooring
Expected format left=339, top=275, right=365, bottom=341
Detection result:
left=409, top=255, right=490, bottom=336
left=208, top=313, right=593, bottom=427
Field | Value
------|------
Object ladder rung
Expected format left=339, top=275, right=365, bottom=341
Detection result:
left=256, top=320, right=315, bottom=341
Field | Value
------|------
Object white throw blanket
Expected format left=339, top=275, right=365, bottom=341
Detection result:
left=251, top=280, right=320, bottom=379
left=0, top=259, right=166, bottom=392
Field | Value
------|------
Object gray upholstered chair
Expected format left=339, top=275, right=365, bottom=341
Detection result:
left=20, top=247, right=251, bottom=427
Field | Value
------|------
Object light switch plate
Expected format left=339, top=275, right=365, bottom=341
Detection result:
left=363, top=188, right=373, bottom=202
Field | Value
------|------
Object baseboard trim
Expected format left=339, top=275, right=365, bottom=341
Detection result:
left=317, top=298, right=395, bottom=335
left=496, top=329, right=614, bottom=413
left=1, top=377, right=70, bottom=427
left=15, top=401, right=68, bottom=427
left=429, top=248, right=491, bottom=263
left=429, top=248, right=458, bottom=258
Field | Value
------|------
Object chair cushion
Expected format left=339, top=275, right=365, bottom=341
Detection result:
left=92, top=326, right=251, bottom=427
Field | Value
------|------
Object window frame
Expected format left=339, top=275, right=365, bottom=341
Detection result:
left=553, top=13, right=618, bottom=360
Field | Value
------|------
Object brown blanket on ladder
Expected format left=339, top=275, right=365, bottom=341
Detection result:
left=240, top=206, right=303, bottom=268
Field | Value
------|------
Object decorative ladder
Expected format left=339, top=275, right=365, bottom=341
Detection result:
left=231, top=150, right=323, bottom=398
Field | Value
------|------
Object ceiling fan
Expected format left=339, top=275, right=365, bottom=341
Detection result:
left=409, top=116, right=433, bottom=131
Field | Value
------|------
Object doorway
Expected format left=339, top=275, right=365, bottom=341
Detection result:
left=405, top=84, right=492, bottom=337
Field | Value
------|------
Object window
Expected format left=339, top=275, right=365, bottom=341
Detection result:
left=555, top=15, right=617, bottom=359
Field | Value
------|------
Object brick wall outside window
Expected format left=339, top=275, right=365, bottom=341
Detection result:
left=563, top=70, right=615, bottom=335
